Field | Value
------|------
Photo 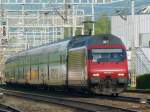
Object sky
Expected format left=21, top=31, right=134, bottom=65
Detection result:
left=94, top=0, right=150, bottom=17
left=2, top=0, right=150, bottom=22
left=2, top=0, right=150, bottom=17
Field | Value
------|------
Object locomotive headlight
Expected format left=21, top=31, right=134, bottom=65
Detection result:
left=118, top=73, right=125, bottom=76
left=102, top=40, right=109, bottom=44
left=92, top=73, right=100, bottom=77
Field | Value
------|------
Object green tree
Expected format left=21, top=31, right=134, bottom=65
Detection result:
left=83, top=16, right=93, bottom=35
left=82, top=12, right=111, bottom=35
left=95, top=12, right=111, bottom=34
left=64, top=12, right=111, bottom=37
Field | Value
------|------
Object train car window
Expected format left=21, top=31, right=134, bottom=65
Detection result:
left=22, top=56, right=25, bottom=79
left=48, top=53, right=51, bottom=63
left=22, top=67, right=24, bottom=79
left=13, top=62, right=15, bottom=79
left=39, top=53, right=48, bottom=64
left=72, top=41, right=86, bottom=48
left=20, top=67, right=23, bottom=80
left=26, top=56, right=29, bottom=65
left=19, top=67, right=22, bottom=79
left=60, top=55, right=62, bottom=64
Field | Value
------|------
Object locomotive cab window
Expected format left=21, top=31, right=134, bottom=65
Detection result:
left=91, top=49, right=126, bottom=62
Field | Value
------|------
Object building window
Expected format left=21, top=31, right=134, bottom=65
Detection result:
left=139, top=33, right=150, bottom=48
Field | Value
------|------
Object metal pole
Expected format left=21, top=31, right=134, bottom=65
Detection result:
left=64, top=0, right=70, bottom=37
left=44, top=13, right=47, bottom=44
left=131, top=0, right=136, bottom=88
left=92, top=0, right=95, bottom=35
left=22, top=0, right=25, bottom=49
left=52, top=12, right=55, bottom=41
left=72, top=0, right=76, bottom=36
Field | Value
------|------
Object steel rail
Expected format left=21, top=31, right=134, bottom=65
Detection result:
left=1, top=86, right=149, bottom=105
left=0, top=103, right=22, bottom=112
left=2, top=89, right=138, bottom=112
left=117, top=96, right=150, bottom=104
left=95, top=95, right=150, bottom=104
left=126, top=89, right=150, bottom=94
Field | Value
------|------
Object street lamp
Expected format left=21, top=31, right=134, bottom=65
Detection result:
left=82, top=20, right=95, bottom=35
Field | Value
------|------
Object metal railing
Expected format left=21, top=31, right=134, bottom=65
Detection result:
left=135, top=47, right=150, bottom=75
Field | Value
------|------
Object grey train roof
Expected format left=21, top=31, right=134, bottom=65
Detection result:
left=68, top=34, right=124, bottom=49
left=5, top=34, right=123, bottom=64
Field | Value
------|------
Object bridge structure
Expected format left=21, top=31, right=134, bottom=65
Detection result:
left=0, top=0, right=125, bottom=79
left=0, top=0, right=125, bottom=58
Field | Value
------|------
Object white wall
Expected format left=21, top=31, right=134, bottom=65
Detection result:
left=111, top=15, right=150, bottom=49
left=112, top=15, right=150, bottom=75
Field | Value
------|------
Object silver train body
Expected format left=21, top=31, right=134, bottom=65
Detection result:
left=5, top=40, right=88, bottom=88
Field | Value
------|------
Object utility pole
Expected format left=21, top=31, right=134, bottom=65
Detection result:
left=91, top=0, right=95, bottom=35
left=131, top=0, right=136, bottom=88
left=72, top=0, right=76, bottom=36
left=22, top=0, right=26, bottom=49
left=0, top=0, right=6, bottom=82
left=54, top=0, right=71, bottom=37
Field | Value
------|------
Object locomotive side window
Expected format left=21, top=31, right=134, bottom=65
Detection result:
left=91, top=49, right=126, bottom=62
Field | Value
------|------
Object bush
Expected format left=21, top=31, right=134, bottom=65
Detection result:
left=136, top=74, right=150, bottom=89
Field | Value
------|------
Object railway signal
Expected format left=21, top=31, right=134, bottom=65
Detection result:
left=2, top=26, right=6, bottom=37
left=0, top=23, right=8, bottom=45
left=0, top=18, right=7, bottom=40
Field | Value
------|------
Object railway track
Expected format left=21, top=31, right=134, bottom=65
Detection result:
left=1, top=89, right=138, bottom=112
left=126, top=89, right=150, bottom=94
left=0, top=103, right=22, bottom=112
left=96, top=95, right=150, bottom=104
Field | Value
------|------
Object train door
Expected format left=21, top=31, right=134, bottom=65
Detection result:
left=39, top=64, right=48, bottom=84
left=68, top=47, right=88, bottom=87
left=30, top=65, right=39, bottom=84
left=59, top=47, right=67, bottom=86
left=38, top=53, right=48, bottom=85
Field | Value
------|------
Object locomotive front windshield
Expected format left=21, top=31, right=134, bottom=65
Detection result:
left=91, top=49, right=126, bottom=62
